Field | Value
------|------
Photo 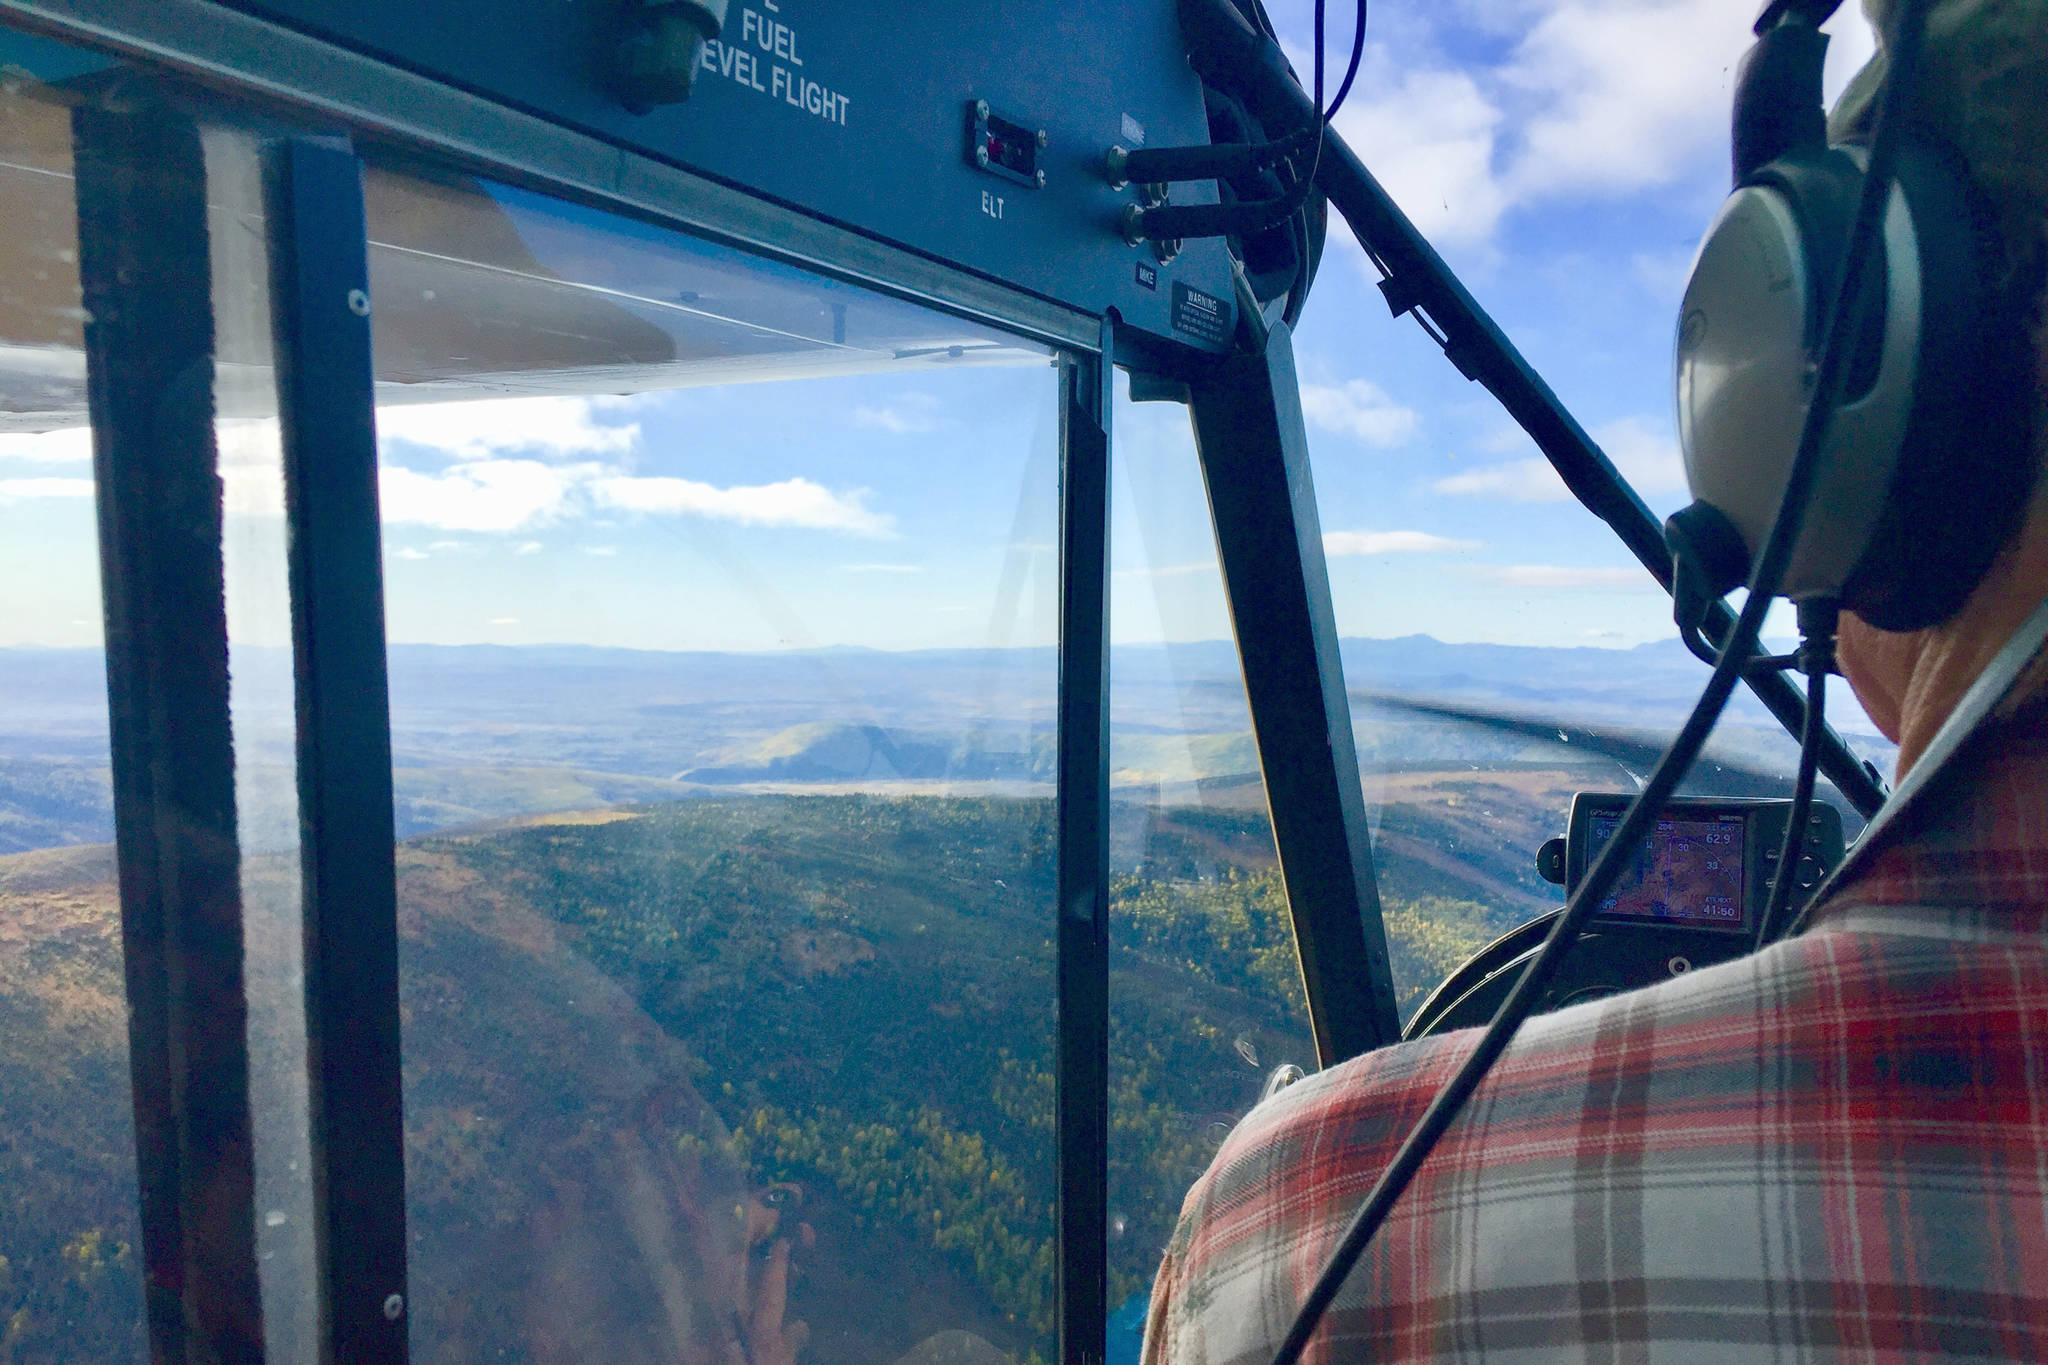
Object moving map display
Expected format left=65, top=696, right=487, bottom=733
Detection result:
left=1588, top=812, right=1747, bottom=930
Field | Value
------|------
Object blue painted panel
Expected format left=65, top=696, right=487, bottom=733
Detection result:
left=208, top=0, right=1239, bottom=352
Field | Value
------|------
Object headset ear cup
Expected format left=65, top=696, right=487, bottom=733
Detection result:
left=1839, top=138, right=2037, bottom=631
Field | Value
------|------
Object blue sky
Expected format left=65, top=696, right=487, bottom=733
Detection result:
left=0, top=1, right=1880, bottom=664
left=1274, top=0, right=1877, bottom=650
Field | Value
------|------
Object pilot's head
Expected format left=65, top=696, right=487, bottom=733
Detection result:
left=1828, top=0, right=2048, bottom=771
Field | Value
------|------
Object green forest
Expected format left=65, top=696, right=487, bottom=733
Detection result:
left=0, top=793, right=1509, bottom=1365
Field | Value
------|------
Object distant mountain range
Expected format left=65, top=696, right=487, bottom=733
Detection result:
left=0, top=636, right=1890, bottom=852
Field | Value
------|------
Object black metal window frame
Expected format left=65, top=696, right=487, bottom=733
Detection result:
left=73, top=100, right=414, bottom=1364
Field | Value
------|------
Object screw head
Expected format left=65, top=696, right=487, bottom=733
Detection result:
left=381, top=1293, right=404, bottom=1321
left=975, top=146, right=989, bottom=168
left=1035, top=128, right=1048, bottom=148
left=346, top=288, right=370, bottom=317
left=1667, top=955, right=1693, bottom=976
left=1034, top=168, right=1046, bottom=188
left=974, top=99, right=990, bottom=121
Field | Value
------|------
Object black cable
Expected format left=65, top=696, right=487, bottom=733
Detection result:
left=1324, top=0, right=1367, bottom=120
left=1311, top=0, right=1325, bottom=129
left=1129, top=0, right=1362, bottom=184
left=1758, top=601, right=1837, bottom=945
left=1132, top=0, right=1365, bottom=242
left=1264, top=5, right=1929, bottom=1361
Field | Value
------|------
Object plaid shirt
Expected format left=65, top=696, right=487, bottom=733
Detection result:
left=1144, top=704, right=2048, bottom=1364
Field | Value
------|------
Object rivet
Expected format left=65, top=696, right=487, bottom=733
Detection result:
left=347, top=289, right=371, bottom=317
left=382, top=1293, right=404, bottom=1321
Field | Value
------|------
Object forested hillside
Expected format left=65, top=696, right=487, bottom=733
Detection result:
left=0, top=793, right=1498, bottom=1365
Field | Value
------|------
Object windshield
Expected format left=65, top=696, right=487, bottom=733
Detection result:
left=359, top=162, right=1072, bottom=1365
left=1276, top=0, right=1893, bottom=1017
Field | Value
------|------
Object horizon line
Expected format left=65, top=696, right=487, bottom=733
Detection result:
left=0, top=631, right=1747, bottom=657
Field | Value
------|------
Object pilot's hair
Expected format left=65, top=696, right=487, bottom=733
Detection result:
left=1828, top=0, right=2048, bottom=311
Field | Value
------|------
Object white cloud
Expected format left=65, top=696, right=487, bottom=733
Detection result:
left=1432, top=458, right=1564, bottom=502
left=378, top=397, right=639, bottom=463
left=514, top=541, right=544, bottom=555
left=841, top=562, right=923, bottom=574
left=1323, top=530, right=1479, bottom=556
left=0, top=476, right=91, bottom=501
left=1312, top=3, right=1873, bottom=252
left=215, top=419, right=286, bottom=519
left=380, top=459, right=595, bottom=533
left=1432, top=416, right=1683, bottom=503
left=582, top=545, right=619, bottom=557
left=592, top=474, right=893, bottom=537
left=0, top=427, right=91, bottom=463
left=367, top=436, right=894, bottom=537
left=1594, top=416, right=1686, bottom=497
left=851, top=393, right=942, bottom=435
left=1497, top=1, right=1748, bottom=204
left=1298, top=379, right=1418, bottom=448
left=1114, top=561, right=1214, bottom=580
left=1330, top=63, right=1508, bottom=249
left=388, top=540, right=484, bottom=560
left=1481, top=564, right=1650, bottom=589
left=489, top=616, right=519, bottom=625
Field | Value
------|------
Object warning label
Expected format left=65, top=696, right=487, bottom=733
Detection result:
left=1170, top=282, right=1229, bottom=344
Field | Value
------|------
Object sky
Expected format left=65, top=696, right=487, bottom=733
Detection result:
left=1267, top=0, right=1877, bottom=651
left=0, top=0, right=1882, bottom=661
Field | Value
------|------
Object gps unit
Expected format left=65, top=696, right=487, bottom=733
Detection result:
left=1566, top=793, right=1845, bottom=941
left=1406, top=795, right=1848, bottom=1039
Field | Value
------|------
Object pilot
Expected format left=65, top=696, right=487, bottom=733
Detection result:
left=1144, top=2, right=2048, bottom=1360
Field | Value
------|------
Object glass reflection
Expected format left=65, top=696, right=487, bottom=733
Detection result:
left=368, top=158, right=1063, bottom=1365
left=1103, top=381, right=1316, bottom=1349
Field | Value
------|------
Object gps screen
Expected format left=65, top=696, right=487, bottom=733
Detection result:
left=1587, top=811, right=1746, bottom=929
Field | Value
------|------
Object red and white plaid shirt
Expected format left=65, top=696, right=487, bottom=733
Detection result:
left=1144, top=703, right=2048, bottom=1364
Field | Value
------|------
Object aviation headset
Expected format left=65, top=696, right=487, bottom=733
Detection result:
left=1666, top=0, right=2036, bottom=632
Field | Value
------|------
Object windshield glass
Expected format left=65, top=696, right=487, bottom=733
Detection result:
left=1276, top=0, right=1891, bottom=1017
left=366, top=160, right=1076, bottom=1365
left=1104, top=380, right=1317, bottom=1351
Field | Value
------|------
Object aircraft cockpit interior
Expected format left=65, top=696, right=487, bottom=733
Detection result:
left=11, top=0, right=2017, bottom=1362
